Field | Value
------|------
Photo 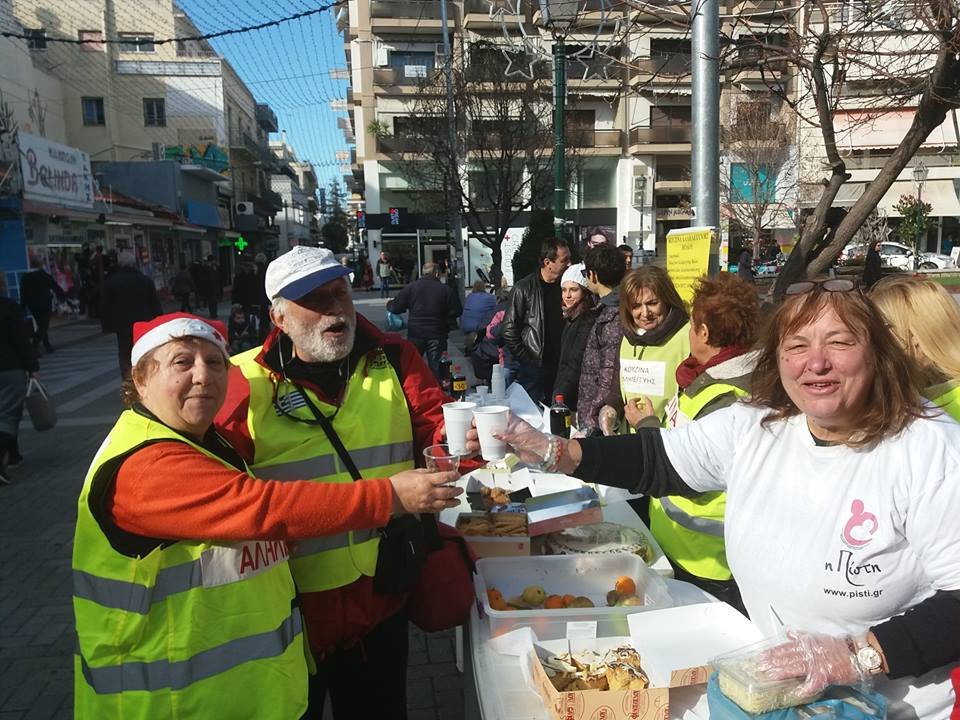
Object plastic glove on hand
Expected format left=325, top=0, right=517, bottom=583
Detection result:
left=493, top=413, right=551, bottom=465
left=756, top=631, right=863, bottom=700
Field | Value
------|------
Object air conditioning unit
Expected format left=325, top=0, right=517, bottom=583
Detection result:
left=235, top=201, right=254, bottom=215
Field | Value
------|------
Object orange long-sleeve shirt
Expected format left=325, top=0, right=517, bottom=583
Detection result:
left=110, top=441, right=394, bottom=541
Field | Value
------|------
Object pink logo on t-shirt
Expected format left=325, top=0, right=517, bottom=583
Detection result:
left=841, top=499, right=878, bottom=548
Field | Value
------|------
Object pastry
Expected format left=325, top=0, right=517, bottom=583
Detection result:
left=456, top=513, right=494, bottom=536
left=480, top=485, right=511, bottom=508
left=605, top=661, right=649, bottom=691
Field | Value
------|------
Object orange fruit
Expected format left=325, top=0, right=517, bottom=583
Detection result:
left=614, top=576, right=637, bottom=596
left=487, top=588, right=504, bottom=606
left=544, top=595, right=564, bottom=609
left=562, top=594, right=576, bottom=608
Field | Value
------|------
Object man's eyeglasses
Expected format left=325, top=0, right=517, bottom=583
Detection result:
left=785, top=278, right=859, bottom=296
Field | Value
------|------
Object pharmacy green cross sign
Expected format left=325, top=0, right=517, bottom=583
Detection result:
left=234, top=235, right=248, bottom=251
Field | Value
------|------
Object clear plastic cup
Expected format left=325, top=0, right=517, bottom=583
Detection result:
left=473, top=405, right=509, bottom=461
left=442, top=401, right=477, bottom=456
left=423, top=444, right=461, bottom=472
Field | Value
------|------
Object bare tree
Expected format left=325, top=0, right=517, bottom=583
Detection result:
left=718, top=0, right=960, bottom=300
left=720, top=94, right=798, bottom=257
left=374, top=39, right=583, bottom=288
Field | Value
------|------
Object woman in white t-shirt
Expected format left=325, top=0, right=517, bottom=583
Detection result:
left=468, top=278, right=960, bottom=720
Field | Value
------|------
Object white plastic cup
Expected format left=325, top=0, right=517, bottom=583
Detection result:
left=442, top=401, right=477, bottom=456
left=476, top=385, right=489, bottom=406
left=491, top=364, right=506, bottom=401
left=473, top=405, right=509, bottom=461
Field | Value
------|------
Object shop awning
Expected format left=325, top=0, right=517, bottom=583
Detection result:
left=22, top=199, right=174, bottom=227
left=877, top=180, right=960, bottom=218
left=832, top=183, right=865, bottom=207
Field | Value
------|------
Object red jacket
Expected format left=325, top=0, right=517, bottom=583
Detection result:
left=215, top=314, right=454, bottom=654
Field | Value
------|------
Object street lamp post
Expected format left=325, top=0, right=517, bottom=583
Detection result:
left=912, top=161, right=928, bottom=269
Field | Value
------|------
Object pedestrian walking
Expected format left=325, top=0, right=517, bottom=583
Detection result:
left=217, top=246, right=470, bottom=720
left=0, top=274, right=37, bottom=484
left=737, top=244, right=755, bottom=284
left=231, top=258, right=261, bottom=316
left=101, top=250, right=163, bottom=379
left=862, top=239, right=883, bottom=290
left=502, top=237, right=571, bottom=403
left=20, top=257, right=66, bottom=353
left=482, top=282, right=960, bottom=720
left=195, top=255, right=222, bottom=319
left=577, top=244, right=627, bottom=432
left=386, top=261, right=462, bottom=379
left=73, top=311, right=458, bottom=719
left=377, top=251, right=393, bottom=298
left=171, top=264, right=195, bottom=312
left=552, top=264, right=597, bottom=414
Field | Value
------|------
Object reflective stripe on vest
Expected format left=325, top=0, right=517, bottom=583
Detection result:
left=237, top=346, right=415, bottom=593
left=79, top=609, right=302, bottom=694
left=649, top=382, right=748, bottom=582
left=619, top=325, right=691, bottom=432
left=73, top=410, right=306, bottom=719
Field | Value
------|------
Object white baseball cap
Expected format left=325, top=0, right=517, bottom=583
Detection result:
left=561, top=263, right=589, bottom=288
left=264, top=246, right=353, bottom=300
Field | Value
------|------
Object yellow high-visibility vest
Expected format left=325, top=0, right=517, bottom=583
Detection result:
left=233, top=345, right=414, bottom=592
left=73, top=409, right=306, bottom=719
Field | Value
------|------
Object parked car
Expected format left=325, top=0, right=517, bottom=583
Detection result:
left=880, top=241, right=956, bottom=270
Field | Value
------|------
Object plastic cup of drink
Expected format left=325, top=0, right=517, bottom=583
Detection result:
left=423, top=444, right=461, bottom=473
left=442, top=401, right=476, bottom=456
left=491, top=365, right=506, bottom=401
left=476, top=386, right=489, bottom=405
left=472, top=405, right=509, bottom=461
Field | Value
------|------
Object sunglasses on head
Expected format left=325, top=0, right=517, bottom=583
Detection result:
left=785, top=278, right=859, bottom=296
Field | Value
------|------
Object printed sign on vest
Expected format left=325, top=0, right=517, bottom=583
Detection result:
left=620, top=359, right=667, bottom=398
left=200, top=540, right=290, bottom=588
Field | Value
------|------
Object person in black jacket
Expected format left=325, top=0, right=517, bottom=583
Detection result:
left=862, top=240, right=883, bottom=290
left=231, top=258, right=262, bottom=318
left=0, top=274, right=38, bottom=483
left=101, top=250, right=163, bottom=379
left=553, top=263, right=597, bottom=411
left=386, top=261, right=462, bottom=380
left=502, top=237, right=571, bottom=403
left=20, top=257, right=66, bottom=353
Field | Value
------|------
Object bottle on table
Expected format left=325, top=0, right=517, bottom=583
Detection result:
left=549, top=394, right=572, bottom=438
left=451, top=365, right=468, bottom=401
left=439, top=351, right=453, bottom=394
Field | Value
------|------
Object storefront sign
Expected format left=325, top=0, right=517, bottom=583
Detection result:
left=666, top=227, right=714, bottom=304
left=18, top=132, right=93, bottom=209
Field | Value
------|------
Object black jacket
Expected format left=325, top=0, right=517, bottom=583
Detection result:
left=101, top=267, right=163, bottom=335
left=386, top=276, right=461, bottom=340
left=863, top=247, right=882, bottom=289
left=502, top=271, right=547, bottom=367
left=19, top=269, right=64, bottom=315
left=0, top=298, right=38, bottom=373
left=553, top=307, right=598, bottom=408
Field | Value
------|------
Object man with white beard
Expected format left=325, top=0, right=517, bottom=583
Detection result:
left=215, top=246, right=454, bottom=719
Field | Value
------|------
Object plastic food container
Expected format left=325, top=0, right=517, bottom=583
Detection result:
left=475, top=553, right=672, bottom=639
left=712, top=638, right=820, bottom=714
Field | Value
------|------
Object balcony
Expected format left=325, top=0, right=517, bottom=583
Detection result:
left=370, top=0, right=446, bottom=31
left=630, top=0, right=686, bottom=19
left=567, top=128, right=623, bottom=149
left=230, top=132, right=277, bottom=168
left=566, top=55, right=624, bottom=85
left=631, top=54, right=692, bottom=84
left=728, top=0, right=794, bottom=17
left=629, top=125, right=692, bottom=145
left=465, top=59, right=551, bottom=83
left=656, top=205, right=695, bottom=221
left=256, top=104, right=278, bottom=133
left=373, top=66, right=442, bottom=89
left=463, top=0, right=520, bottom=27
left=377, top=135, right=424, bottom=154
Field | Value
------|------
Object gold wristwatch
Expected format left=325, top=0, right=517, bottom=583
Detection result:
left=854, top=638, right=884, bottom=676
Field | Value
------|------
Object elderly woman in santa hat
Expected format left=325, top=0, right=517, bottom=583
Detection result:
left=71, top=313, right=461, bottom=720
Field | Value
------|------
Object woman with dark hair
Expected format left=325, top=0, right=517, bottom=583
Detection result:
left=0, top=274, right=37, bottom=483
left=629, top=272, right=760, bottom=607
left=553, top=264, right=597, bottom=412
left=470, top=280, right=960, bottom=720
left=598, top=267, right=690, bottom=435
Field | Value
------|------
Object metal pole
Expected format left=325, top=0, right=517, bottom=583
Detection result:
left=553, top=38, right=566, bottom=239
left=439, top=0, right=465, bottom=299
left=916, top=181, right=923, bottom=269
left=691, top=0, right=720, bottom=268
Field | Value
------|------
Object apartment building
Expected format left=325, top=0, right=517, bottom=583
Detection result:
left=5, top=0, right=282, bottom=291
left=269, top=138, right=318, bottom=251
left=339, top=0, right=809, bottom=281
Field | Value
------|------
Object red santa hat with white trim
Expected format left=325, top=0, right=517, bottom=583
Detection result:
left=130, top=313, right=229, bottom=366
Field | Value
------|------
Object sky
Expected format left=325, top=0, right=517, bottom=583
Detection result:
left=177, top=0, right=350, bottom=195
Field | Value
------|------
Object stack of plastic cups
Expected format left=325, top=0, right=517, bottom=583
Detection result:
left=491, top=364, right=506, bottom=403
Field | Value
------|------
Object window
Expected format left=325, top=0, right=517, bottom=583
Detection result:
left=78, top=30, right=103, bottom=51
left=143, top=98, right=166, bottom=127
left=25, top=29, right=46, bottom=50
left=81, top=97, right=105, bottom=126
left=731, top=163, right=776, bottom=203
left=118, top=33, right=155, bottom=53
left=388, top=50, right=435, bottom=78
